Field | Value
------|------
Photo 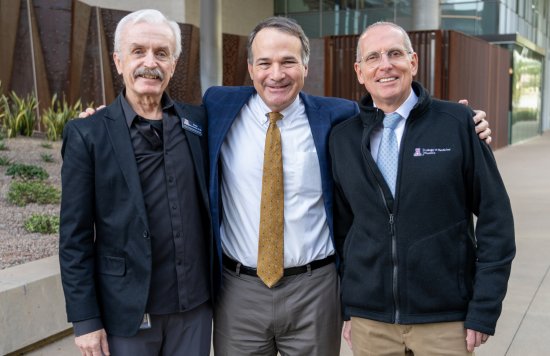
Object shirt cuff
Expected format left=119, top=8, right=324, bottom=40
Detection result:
left=73, top=318, right=104, bottom=337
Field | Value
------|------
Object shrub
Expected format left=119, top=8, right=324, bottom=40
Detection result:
left=6, top=163, right=49, bottom=181
left=7, top=181, right=60, bottom=206
left=0, top=155, right=12, bottom=166
left=0, top=91, right=38, bottom=138
left=0, top=140, right=8, bottom=151
left=24, top=213, right=60, bottom=234
left=40, top=153, right=55, bottom=163
left=42, top=94, right=82, bottom=141
left=40, top=142, right=53, bottom=149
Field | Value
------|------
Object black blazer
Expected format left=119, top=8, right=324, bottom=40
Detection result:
left=59, top=94, right=212, bottom=337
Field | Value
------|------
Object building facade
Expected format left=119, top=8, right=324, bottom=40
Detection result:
left=275, top=0, right=549, bottom=142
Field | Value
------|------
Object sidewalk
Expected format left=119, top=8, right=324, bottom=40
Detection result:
left=24, top=132, right=550, bottom=356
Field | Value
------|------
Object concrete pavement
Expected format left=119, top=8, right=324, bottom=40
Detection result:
left=22, top=132, right=550, bottom=356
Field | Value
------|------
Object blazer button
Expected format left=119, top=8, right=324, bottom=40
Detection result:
left=143, top=231, right=150, bottom=239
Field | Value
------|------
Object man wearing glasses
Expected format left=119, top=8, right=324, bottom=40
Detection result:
left=330, top=22, right=515, bottom=355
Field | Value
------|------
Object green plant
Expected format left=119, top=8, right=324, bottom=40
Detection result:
left=0, top=94, right=16, bottom=137
left=24, top=213, right=60, bottom=234
left=6, top=163, right=49, bottom=180
left=0, top=91, right=38, bottom=138
left=7, top=181, right=60, bottom=206
left=0, top=140, right=8, bottom=151
left=42, top=94, right=82, bottom=141
left=0, top=155, right=12, bottom=166
left=40, top=153, right=54, bottom=163
left=40, top=142, right=53, bottom=149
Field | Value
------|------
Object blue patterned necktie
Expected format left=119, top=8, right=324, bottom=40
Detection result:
left=377, top=113, right=402, bottom=196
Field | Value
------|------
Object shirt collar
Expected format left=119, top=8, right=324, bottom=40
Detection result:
left=251, top=93, right=301, bottom=126
left=121, top=90, right=175, bottom=128
left=373, top=87, right=418, bottom=120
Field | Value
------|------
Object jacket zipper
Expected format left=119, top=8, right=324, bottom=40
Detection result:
left=377, top=185, right=400, bottom=324
left=361, top=109, right=402, bottom=324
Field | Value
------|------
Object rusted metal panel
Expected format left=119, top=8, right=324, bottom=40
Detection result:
left=0, top=0, right=21, bottom=95
left=68, top=0, right=91, bottom=104
left=10, top=0, right=35, bottom=98
left=447, top=31, right=510, bottom=149
left=325, top=34, right=365, bottom=101
left=170, top=23, right=202, bottom=104
left=222, top=33, right=250, bottom=87
left=409, top=30, right=444, bottom=99
left=34, top=0, right=72, bottom=99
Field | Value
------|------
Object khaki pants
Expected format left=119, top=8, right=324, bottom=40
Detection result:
left=351, top=317, right=473, bottom=356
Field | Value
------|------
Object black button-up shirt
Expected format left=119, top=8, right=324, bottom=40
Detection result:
left=122, top=93, right=209, bottom=315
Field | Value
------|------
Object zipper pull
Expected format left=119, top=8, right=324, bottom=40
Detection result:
left=389, top=213, right=395, bottom=234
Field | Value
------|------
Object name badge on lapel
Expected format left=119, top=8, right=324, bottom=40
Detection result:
left=181, top=117, right=203, bottom=136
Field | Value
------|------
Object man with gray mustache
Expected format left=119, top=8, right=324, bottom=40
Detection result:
left=59, top=9, right=212, bottom=356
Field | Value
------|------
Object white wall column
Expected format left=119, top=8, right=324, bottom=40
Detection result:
left=412, top=0, right=440, bottom=30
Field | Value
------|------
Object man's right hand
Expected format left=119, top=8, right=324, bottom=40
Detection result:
left=342, top=320, right=353, bottom=350
left=75, top=329, right=110, bottom=356
left=78, top=105, right=105, bottom=118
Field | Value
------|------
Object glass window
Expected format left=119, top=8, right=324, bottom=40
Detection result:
left=510, top=45, right=543, bottom=143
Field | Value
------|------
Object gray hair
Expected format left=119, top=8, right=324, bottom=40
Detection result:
left=356, top=21, right=414, bottom=63
left=114, top=9, right=182, bottom=59
left=247, top=16, right=310, bottom=66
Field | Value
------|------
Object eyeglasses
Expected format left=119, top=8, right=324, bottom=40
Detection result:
left=358, top=48, right=413, bottom=69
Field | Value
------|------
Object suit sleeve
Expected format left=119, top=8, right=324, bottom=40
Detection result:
left=329, top=129, right=354, bottom=268
left=464, top=118, right=516, bottom=335
left=59, top=122, right=102, bottom=326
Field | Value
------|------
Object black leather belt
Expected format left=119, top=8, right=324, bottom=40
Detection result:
left=222, top=254, right=335, bottom=277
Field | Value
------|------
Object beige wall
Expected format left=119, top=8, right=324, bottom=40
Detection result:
left=80, top=0, right=273, bottom=34
left=80, top=0, right=186, bottom=22
left=221, top=0, right=273, bottom=35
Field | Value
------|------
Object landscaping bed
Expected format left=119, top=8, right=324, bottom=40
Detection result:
left=0, top=137, right=62, bottom=269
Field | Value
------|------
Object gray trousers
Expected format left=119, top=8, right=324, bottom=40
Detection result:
left=214, top=263, right=342, bottom=356
left=107, top=302, right=212, bottom=356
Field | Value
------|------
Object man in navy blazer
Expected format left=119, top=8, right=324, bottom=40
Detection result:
left=60, top=10, right=212, bottom=356
left=204, top=17, right=358, bottom=355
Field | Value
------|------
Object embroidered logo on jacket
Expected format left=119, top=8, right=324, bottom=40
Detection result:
left=413, top=148, right=451, bottom=157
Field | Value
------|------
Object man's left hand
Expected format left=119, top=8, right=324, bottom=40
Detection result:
left=459, top=99, right=492, bottom=144
left=466, top=328, right=490, bottom=352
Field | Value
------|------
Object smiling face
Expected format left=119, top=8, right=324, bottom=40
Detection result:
left=248, top=27, right=308, bottom=112
left=354, top=24, right=418, bottom=113
left=113, top=21, right=177, bottom=105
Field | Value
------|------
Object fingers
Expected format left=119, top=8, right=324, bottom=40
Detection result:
left=343, top=320, right=353, bottom=350
left=75, top=329, right=109, bottom=356
left=466, top=329, right=488, bottom=352
left=78, top=107, right=96, bottom=118
left=458, top=99, right=469, bottom=106
left=100, top=331, right=110, bottom=355
left=465, top=329, right=476, bottom=352
left=78, top=105, right=105, bottom=118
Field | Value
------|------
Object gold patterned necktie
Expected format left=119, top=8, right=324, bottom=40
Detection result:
left=257, top=112, right=284, bottom=288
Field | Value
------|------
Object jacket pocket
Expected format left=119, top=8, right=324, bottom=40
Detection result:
left=404, top=220, right=471, bottom=314
left=97, top=255, right=126, bottom=276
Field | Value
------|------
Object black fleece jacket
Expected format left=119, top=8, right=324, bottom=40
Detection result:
left=329, top=82, right=515, bottom=335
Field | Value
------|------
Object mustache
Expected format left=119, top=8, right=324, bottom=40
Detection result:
left=133, top=67, right=165, bottom=80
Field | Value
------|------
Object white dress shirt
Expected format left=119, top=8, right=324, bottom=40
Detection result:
left=370, top=89, right=419, bottom=160
left=219, top=94, right=334, bottom=268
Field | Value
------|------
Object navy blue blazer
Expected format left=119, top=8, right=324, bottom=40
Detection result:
left=203, top=86, right=358, bottom=287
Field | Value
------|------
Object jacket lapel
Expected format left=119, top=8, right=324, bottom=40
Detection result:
left=103, top=95, right=149, bottom=229
left=175, top=104, right=210, bottom=210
